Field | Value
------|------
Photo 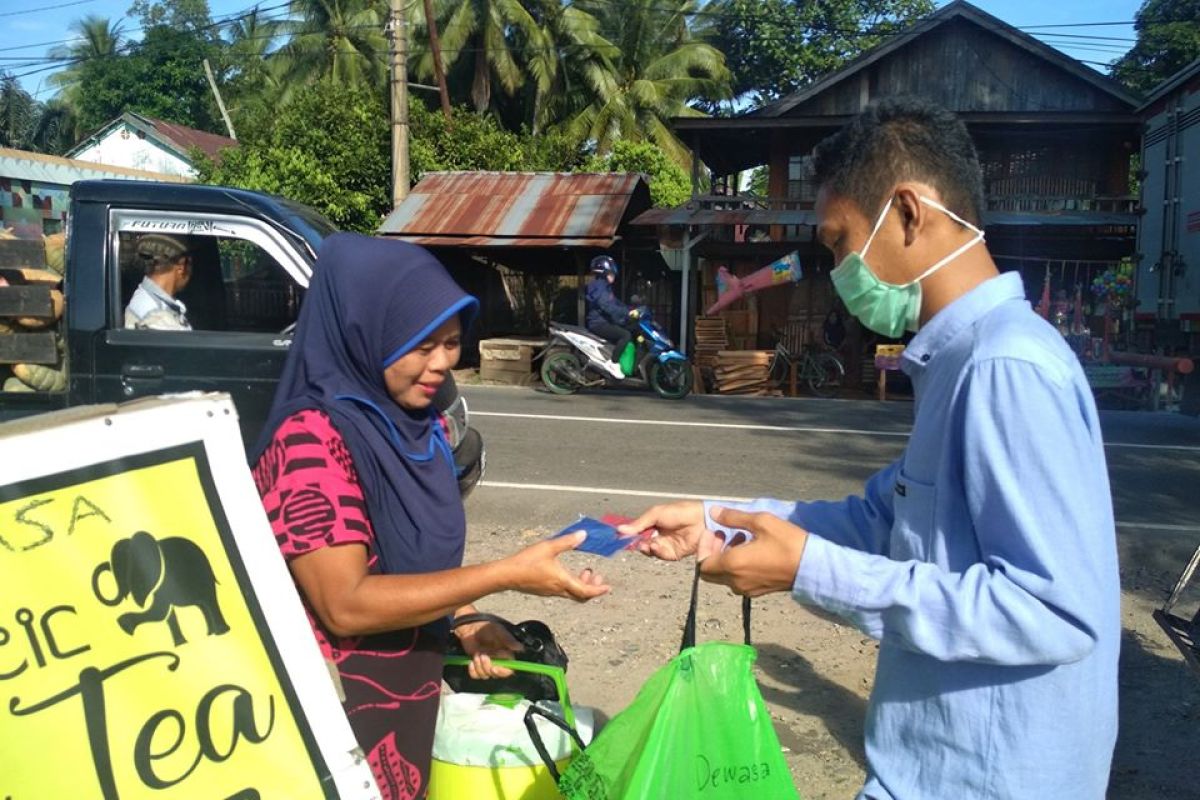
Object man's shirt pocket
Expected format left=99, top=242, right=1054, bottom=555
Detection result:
left=890, top=471, right=937, bottom=561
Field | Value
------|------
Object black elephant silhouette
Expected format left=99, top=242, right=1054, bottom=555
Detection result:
left=92, top=531, right=230, bottom=647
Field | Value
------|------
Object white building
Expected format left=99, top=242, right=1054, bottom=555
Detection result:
left=1, top=146, right=186, bottom=235
left=66, top=113, right=236, bottom=178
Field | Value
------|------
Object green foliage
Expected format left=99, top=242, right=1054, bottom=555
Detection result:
left=275, top=0, right=389, bottom=99
left=710, top=0, right=935, bottom=104
left=409, top=102, right=583, bottom=178
left=127, top=0, right=215, bottom=32
left=565, top=0, right=731, bottom=166
left=747, top=166, right=768, bottom=197
left=0, top=75, right=40, bottom=150
left=75, top=25, right=221, bottom=134
left=196, top=83, right=390, bottom=232
left=46, top=15, right=125, bottom=146
left=0, top=74, right=79, bottom=155
left=1111, top=0, right=1200, bottom=95
left=35, top=0, right=949, bottom=189
left=418, top=0, right=541, bottom=113
left=583, top=140, right=690, bottom=207
left=197, top=84, right=584, bottom=232
left=29, top=100, right=78, bottom=155
left=219, top=7, right=287, bottom=127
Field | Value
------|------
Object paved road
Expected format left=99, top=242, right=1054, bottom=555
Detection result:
left=462, top=384, right=1200, bottom=537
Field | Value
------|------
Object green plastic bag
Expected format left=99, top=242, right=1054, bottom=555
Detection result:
left=525, top=568, right=799, bottom=800
left=618, top=342, right=636, bottom=377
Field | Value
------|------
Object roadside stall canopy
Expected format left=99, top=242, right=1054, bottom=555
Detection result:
left=378, top=171, right=652, bottom=253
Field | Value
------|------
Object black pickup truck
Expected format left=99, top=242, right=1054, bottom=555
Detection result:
left=0, top=180, right=482, bottom=488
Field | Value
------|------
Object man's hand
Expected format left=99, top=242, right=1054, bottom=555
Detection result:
left=453, top=616, right=523, bottom=679
left=699, top=507, right=809, bottom=597
left=619, top=501, right=722, bottom=561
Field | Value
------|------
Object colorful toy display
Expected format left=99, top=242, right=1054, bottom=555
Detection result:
left=1091, top=261, right=1134, bottom=311
left=706, top=251, right=803, bottom=315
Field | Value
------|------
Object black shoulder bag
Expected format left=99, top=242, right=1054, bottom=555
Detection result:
left=444, top=612, right=569, bottom=702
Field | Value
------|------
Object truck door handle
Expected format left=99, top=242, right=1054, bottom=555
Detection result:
left=120, top=364, right=164, bottom=397
left=122, top=364, right=164, bottom=379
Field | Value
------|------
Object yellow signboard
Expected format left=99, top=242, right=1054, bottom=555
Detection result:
left=0, top=396, right=378, bottom=800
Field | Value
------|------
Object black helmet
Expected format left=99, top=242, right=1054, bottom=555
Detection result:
left=590, top=255, right=618, bottom=277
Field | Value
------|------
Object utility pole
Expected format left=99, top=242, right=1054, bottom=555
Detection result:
left=423, top=0, right=453, bottom=123
left=389, top=0, right=410, bottom=207
left=202, top=59, right=237, bottom=141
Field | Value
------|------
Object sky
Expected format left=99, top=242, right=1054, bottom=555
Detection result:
left=2, top=0, right=1145, bottom=100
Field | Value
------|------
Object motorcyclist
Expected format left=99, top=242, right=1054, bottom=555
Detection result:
left=585, top=255, right=639, bottom=363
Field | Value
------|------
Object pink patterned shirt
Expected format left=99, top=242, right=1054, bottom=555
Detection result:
left=254, top=409, right=445, bottom=800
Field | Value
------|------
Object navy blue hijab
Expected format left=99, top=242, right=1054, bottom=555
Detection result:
left=251, top=232, right=478, bottom=577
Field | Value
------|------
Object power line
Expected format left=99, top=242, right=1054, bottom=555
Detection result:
left=0, top=38, right=91, bottom=54
left=7, top=1, right=1169, bottom=91
left=0, top=0, right=96, bottom=19
left=0, top=0, right=293, bottom=54
left=1030, top=31, right=1136, bottom=43
left=1023, top=19, right=1170, bottom=29
left=5, top=0, right=298, bottom=86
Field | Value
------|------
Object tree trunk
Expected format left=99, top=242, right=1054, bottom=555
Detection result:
left=471, top=43, right=491, bottom=113
left=423, top=0, right=453, bottom=123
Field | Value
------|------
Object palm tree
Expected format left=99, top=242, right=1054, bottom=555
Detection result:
left=417, top=0, right=541, bottom=114
left=228, top=7, right=287, bottom=74
left=224, top=6, right=288, bottom=118
left=275, top=0, right=390, bottom=97
left=30, top=99, right=77, bottom=154
left=522, top=0, right=614, bottom=134
left=568, top=0, right=729, bottom=165
left=0, top=74, right=39, bottom=149
left=46, top=15, right=124, bottom=141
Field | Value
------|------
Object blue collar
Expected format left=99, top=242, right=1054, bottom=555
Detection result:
left=140, top=276, right=186, bottom=313
left=902, top=272, right=1025, bottom=373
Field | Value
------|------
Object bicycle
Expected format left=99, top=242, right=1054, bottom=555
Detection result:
left=769, top=339, right=845, bottom=398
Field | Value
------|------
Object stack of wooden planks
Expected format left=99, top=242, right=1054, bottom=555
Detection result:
left=713, top=350, right=778, bottom=396
left=693, top=316, right=728, bottom=370
left=0, top=232, right=66, bottom=393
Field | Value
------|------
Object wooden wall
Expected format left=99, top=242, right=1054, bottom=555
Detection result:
left=789, top=19, right=1130, bottom=117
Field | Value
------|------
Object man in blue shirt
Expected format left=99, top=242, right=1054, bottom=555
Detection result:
left=622, top=98, right=1120, bottom=798
left=124, top=233, right=193, bottom=330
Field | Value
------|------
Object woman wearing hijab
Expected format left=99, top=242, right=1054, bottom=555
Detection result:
left=250, top=233, right=608, bottom=799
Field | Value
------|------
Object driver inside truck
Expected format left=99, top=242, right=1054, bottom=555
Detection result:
left=124, top=233, right=194, bottom=331
left=584, top=255, right=639, bottom=363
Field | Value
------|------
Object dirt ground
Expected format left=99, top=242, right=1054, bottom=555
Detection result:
left=464, top=523, right=1200, bottom=799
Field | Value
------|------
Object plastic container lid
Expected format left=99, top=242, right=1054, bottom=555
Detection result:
left=432, top=693, right=595, bottom=768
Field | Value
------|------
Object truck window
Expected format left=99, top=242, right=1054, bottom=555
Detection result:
left=113, top=212, right=309, bottom=334
left=217, top=238, right=301, bottom=332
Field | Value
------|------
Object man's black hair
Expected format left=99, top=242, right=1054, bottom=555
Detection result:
left=811, top=96, right=985, bottom=227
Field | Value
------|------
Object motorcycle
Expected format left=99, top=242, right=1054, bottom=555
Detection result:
left=539, top=307, right=694, bottom=399
left=433, top=373, right=485, bottom=497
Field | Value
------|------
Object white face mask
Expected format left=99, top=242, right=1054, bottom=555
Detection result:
left=830, top=196, right=985, bottom=338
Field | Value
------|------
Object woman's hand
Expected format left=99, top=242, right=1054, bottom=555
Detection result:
left=502, top=532, right=611, bottom=601
left=619, top=501, right=721, bottom=561
left=453, top=616, right=523, bottom=679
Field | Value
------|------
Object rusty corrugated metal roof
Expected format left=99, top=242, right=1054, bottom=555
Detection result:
left=378, top=172, right=648, bottom=247
left=631, top=206, right=818, bottom=227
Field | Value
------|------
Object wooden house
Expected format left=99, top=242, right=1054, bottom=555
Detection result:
left=635, top=0, right=1141, bottom=386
